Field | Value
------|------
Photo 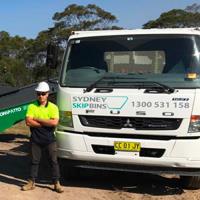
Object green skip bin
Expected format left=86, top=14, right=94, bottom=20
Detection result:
left=0, top=81, right=57, bottom=133
left=0, top=102, right=35, bottom=132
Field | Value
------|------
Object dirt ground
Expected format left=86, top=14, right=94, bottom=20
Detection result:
left=1, top=122, right=200, bottom=200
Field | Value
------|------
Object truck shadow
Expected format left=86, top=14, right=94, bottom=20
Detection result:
left=64, top=170, right=184, bottom=196
left=0, top=133, right=185, bottom=195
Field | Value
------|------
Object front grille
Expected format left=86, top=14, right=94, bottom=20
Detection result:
left=79, top=115, right=182, bottom=130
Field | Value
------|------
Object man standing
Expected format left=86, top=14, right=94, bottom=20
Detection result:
left=22, top=81, right=63, bottom=193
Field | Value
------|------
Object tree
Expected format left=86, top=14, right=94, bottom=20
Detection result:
left=0, top=31, right=34, bottom=86
left=185, top=3, right=200, bottom=13
left=0, top=57, right=30, bottom=86
left=143, top=6, right=200, bottom=29
left=53, top=4, right=119, bottom=29
left=49, top=4, right=121, bottom=42
left=36, top=4, right=121, bottom=56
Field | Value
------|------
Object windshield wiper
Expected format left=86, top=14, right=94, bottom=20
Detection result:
left=84, top=76, right=112, bottom=93
left=84, top=76, right=145, bottom=93
left=144, top=82, right=175, bottom=94
left=84, top=76, right=174, bottom=94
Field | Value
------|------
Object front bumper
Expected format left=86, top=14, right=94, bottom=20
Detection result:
left=56, top=130, right=200, bottom=172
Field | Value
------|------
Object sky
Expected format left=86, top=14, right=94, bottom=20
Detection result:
left=0, top=0, right=199, bottom=39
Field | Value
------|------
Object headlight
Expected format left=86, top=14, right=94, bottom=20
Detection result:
left=188, top=115, right=200, bottom=133
left=59, top=111, right=73, bottom=128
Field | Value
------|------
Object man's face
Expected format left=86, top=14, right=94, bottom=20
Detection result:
left=36, top=91, right=49, bottom=103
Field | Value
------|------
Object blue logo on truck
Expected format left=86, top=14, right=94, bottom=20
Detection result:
left=72, top=96, right=128, bottom=110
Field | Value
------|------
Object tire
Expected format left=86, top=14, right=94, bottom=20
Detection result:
left=59, top=158, right=80, bottom=180
left=180, top=176, right=200, bottom=189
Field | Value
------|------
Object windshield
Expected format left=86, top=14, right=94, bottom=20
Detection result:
left=60, top=34, right=200, bottom=89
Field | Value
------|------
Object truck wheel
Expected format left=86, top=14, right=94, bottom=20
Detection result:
left=180, top=176, right=200, bottom=189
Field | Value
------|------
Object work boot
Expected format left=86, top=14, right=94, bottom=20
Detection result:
left=54, top=181, right=64, bottom=193
left=22, top=180, right=35, bottom=191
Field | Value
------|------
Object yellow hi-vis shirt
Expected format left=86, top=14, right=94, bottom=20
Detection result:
left=26, top=101, right=59, bottom=145
left=26, top=101, right=59, bottom=120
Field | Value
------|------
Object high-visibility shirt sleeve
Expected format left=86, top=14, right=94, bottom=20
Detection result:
left=50, top=104, right=59, bottom=119
left=26, top=104, right=35, bottom=118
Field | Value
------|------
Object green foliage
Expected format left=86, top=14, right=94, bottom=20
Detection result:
left=53, top=4, right=118, bottom=29
left=0, top=30, right=55, bottom=87
left=0, top=56, right=30, bottom=86
left=49, top=4, right=122, bottom=42
left=143, top=9, right=200, bottom=29
left=0, top=32, right=32, bottom=86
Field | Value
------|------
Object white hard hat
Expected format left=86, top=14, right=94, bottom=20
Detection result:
left=35, top=81, right=50, bottom=92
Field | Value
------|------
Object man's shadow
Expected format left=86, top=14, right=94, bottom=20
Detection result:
left=0, top=134, right=53, bottom=190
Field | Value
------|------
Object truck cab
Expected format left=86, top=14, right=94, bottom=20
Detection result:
left=52, top=28, right=200, bottom=188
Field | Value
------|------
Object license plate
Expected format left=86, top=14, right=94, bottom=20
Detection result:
left=114, top=142, right=141, bottom=152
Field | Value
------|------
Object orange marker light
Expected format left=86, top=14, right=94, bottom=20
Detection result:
left=186, top=73, right=197, bottom=79
left=190, top=115, right=200, bottom=123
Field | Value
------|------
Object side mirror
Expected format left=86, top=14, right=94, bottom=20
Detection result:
left=46, top=43, right=59, bottom=69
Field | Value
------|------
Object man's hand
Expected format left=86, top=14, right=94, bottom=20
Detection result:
left=26, top=117, right=42, bottom=127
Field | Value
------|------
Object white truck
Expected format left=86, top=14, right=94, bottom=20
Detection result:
left=47, top=28, right=200, bottom=188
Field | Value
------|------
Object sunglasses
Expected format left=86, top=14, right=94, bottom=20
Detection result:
left=37, top=92, right=47, bottom=96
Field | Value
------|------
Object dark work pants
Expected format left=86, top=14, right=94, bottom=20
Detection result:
left=30, top=142, right=60, bottom=183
